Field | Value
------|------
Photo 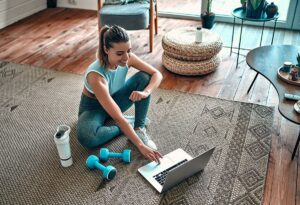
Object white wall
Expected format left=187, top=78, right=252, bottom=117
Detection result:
left=0, top=0, right=47, bottom=29
left=57, top=0, right=97, bottom=10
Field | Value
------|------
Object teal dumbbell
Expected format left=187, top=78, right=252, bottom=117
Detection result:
left=86, top=155, right=117, bottom=180
left=99, top=148, right=131, bottom=163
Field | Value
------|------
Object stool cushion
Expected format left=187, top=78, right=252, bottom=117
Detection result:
left=162, top=52, right=221, bottom=76
left=104, top=0, right=150, bottom=5
left=162, top=27, right=222, bottom=61
left=100, top=3, right=150, bottom=30
left=104, top=0, right=127, bottom=5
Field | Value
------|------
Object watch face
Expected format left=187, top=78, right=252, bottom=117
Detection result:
left=294, top=100, right=300, bottom=114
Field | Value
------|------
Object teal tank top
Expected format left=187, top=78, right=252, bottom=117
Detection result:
left=83, top=60, right=128, bottom=95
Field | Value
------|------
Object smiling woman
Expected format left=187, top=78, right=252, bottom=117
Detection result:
left=77, top=25, right=163, bottom=163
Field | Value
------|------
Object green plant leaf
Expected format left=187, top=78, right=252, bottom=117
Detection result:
left=207, top=0, right=213, bottom=13
left=249, top=0, right=262, bottom=10
left=297, top=53, right=300, bottom=64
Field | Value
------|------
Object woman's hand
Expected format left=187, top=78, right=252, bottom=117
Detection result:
left=138, top=144, right=162, bottom=163
left=129, top=90, right=150, bottom=102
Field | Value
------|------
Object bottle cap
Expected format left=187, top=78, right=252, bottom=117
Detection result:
left=54, top=125, right=71, bottom=144
left=284, top=61, right=292, bottom=66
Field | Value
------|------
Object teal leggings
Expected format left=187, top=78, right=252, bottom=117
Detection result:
left=77, top=72, right=151, bottom=149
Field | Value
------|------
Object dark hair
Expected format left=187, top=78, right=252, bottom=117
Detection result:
left=98, top=25, right=130, bottom=68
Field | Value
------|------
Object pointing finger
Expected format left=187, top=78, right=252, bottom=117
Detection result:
left=155, top=151, right=163, bottom=159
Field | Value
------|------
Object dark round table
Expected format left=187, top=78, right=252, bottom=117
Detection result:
left=246, top=45, right=300, bottom=159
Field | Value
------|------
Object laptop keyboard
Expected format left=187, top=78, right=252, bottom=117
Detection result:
left=153, top=159, right=188, bottom=185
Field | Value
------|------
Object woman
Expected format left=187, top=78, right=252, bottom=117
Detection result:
left=77, top=25, right=162, bottom=163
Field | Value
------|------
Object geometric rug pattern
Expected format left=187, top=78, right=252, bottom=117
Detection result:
left=0, top=61, right=274, bottom=204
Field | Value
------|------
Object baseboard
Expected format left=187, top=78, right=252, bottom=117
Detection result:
left=57, top=0, right=96, bottom=10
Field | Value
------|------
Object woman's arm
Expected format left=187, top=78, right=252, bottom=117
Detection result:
left=127, top=53, right=163, bottom=101
left=87, top=72, right=162, bottom=162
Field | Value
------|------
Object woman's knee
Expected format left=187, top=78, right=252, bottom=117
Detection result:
left=77, top=124, right=97, bottom=149
left=137, top=71, right=151, bottom=84
left=77, top=119, right=122, bottom=149
left=77, top=113, right=102, bottom=148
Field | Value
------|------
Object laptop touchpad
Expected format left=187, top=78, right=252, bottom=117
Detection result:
left=141, top=156, right=174, bottom=172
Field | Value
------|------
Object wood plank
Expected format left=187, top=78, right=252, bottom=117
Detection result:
left=269, top=118, right=298, bottom=205
left=20, top=15, right=97, bottom=70
left=0, top=8, right=66, bottom=38
left=249, top=75, right=271, bottom=105
left=233, top=66, right=257, bottom=103
left=297, top=146, right=300, bottom=205
left=0, top=9, right=96, bottom=67
left=217, top=52, right=246, bottom=100
left=263, top=86, right=282, bottom=205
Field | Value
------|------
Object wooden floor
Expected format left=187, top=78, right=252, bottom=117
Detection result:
left=1, top=8, right=300, bottom=205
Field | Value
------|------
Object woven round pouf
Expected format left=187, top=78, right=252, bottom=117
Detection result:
left=162, top=27, right=223, bottom=61
left=162, top=52, right=221, bottom=76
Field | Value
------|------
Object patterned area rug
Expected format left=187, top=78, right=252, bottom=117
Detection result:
left=0, top=61, right=274, bottom=205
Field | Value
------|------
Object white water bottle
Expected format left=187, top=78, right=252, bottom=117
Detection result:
left=195, top=27, right=202, bottom=43
left=54, top=125, right=73, bottom=167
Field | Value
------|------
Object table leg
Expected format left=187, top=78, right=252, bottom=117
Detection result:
left=236, top=19, right=244, bottom=68
left=247, top=72, right=258, bottom=94
left=291, top=128, right=300, bottom=160
left=271, top=19, right=278, bottom=45
left=230, top=17, right=236, bottom=56
left=260, top=21, right=265, bottom=47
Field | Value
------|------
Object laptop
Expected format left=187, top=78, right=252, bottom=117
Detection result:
left=138, top=147, right=215, bottom=193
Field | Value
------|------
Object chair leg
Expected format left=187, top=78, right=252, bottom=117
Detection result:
left=149, top=1, right=154, bottom=52
left=97, top=0, right=102, bottom=33
left=97, top=15, right=101, bottom=32
left=154, top=3, right=158, bottom=35
left=149, top=24, right=153, bottom=52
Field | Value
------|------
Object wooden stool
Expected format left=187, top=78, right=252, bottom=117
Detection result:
left=162, top=27, right=223, bottom=75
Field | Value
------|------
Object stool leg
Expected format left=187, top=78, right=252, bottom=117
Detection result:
left=291, top=128, right=300, bottom=160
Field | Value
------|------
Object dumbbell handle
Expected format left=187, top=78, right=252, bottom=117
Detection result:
left=99, top=148, right=131, bottom=163
left=94, top=162, right=106, bottom=171
left=109, top=152, right=122, bottom=158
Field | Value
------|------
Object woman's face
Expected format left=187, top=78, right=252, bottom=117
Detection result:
left=106, top=41, right=131, bottom=68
